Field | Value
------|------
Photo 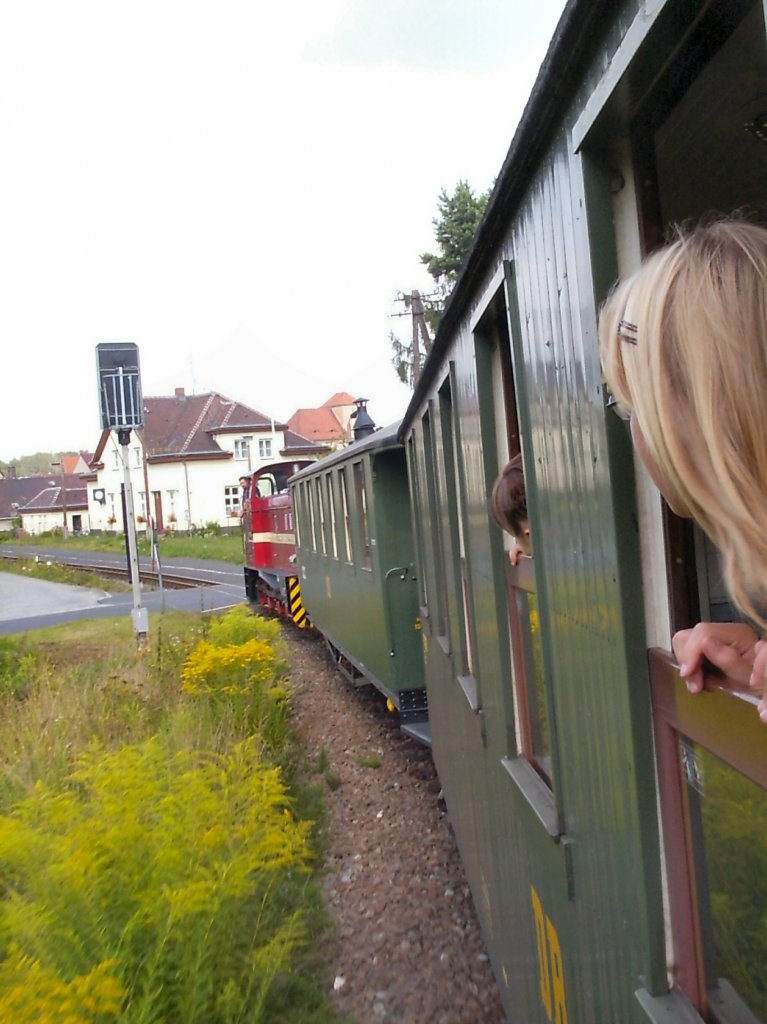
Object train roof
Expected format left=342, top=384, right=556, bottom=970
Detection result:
left=398, top=0, right=605, bottom=438
left=290, top=420, right=402, bottom=480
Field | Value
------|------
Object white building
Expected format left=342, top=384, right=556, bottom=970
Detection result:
left=87, top=388, right=327, bottom=533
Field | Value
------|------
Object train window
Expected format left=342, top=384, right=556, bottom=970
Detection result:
left=406, top=435, right=429, bottom=613
left=352, top=461, right=372, bottom=571
left=326, top=475, right=338, bottom=560
left=438, top=369, right=479, bottom=705
left=422, top=407, right=448, bottom=643
left=315, top=478, right=326, bottom=556
left=476, top=284, right=554, bottom=791
left=339, top=468, right=353, bottom=563
left=306, top=481, right=317, bottom=552
left=293, top=483, right=303, bottom=548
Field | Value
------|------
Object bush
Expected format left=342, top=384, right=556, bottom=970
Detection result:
left=207, top=605, right=282, bottom=648
left=0, top=736, right=312, bottom=1024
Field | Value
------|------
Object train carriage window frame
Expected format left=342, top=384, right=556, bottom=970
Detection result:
left=474, top=272, right=560, bottom=836
left=306, top=480, right=317, bottom=553
left=352, top=460, right=372, bottom=572
left=406, top=434, right=429, bottom=614
left=293, top=482, right=304, bottom=549
left=325, top=473, right=338, bottom=561
left=422, top=404, right=450, bottom=650
left=315, top=477, right=327, bottom=557
left=438, top=367, right=480, bottom=711
left=339, top=466, right=353, bottom=565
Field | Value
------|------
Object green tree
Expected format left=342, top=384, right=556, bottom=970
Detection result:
left=420, top=179, right=490, bottom=288
left=391, top=180, right=489, bottom=387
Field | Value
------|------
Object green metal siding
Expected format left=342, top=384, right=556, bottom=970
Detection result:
left=295, top=447, right=423, bottom=702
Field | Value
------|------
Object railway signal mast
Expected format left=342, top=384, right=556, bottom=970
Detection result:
left=96, top=342, right=147, bottom=645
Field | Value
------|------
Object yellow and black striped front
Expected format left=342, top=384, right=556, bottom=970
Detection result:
left=287, top=576, right=307, bottom=629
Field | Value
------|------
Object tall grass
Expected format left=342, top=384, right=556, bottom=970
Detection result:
left=0, top=607, right=345, bottom=1024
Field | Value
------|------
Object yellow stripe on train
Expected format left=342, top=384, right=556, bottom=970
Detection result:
left=287, top=576, right=307, bottom=629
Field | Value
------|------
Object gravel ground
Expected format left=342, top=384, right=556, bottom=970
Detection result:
left=283, top=627, right=507, bottom=1024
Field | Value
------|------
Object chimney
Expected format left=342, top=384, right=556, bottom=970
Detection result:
left=175, top=387, right=186, bottom=398
left=351, top=398, right=376, bottom=442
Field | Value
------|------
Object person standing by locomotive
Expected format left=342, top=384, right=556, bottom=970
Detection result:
left=598, top=219, right=767, bottom=724
left=239, top=475, right=251, bottom=517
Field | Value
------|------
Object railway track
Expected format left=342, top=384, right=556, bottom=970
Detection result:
left=0, top=552, right=200, bottom=590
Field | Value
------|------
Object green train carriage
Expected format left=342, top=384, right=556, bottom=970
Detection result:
left=291, top=421, right=429, bottom=743
left=398, top=1, right=767, bottom=1022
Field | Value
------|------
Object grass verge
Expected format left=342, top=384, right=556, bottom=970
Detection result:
left=1, top=530, right=246, bottom=564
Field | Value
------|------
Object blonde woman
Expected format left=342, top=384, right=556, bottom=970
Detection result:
left=598, top=220, right=767, bottom=723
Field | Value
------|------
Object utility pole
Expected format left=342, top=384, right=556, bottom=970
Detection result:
left=51, top=460, right=69, bottom=539
left=410, top=290, right=432, bottom=386
left=392, top=290, right=435, bottom=387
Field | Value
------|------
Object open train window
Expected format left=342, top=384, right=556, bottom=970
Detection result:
left=475, top=280, right=555, bottom=811
left=438, top=368, right=479, bottom=710
left=306, top=481, right=317, bottom=553
left=325, top=474, right=338, bottom=560
left=406, top=434, right=429, bottom=611
left=422, top=405, right=449, bottom=646
left=352, top=461, right=372, bottom=571
left=315, top=478, right=326, bottom=556
left=339, top=467, right=353, bottom=564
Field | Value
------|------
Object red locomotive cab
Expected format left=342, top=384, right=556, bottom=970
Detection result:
left=242, top=461, right=312, bottom=614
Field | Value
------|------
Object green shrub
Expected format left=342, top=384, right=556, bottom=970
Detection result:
left=0, top=638, right=36, bottom=701
left=0, top=736, right=312, bottom=1024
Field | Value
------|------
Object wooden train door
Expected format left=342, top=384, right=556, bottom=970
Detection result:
left=597, top=1, right=767, bottom=1020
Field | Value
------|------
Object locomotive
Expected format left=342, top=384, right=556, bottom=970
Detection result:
left=245, top=1, right=767, bottom=1021
left=241, top=460, right=312, bottom=626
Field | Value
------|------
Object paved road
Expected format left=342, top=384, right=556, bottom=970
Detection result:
left=0, top=546, right=246, bottom=634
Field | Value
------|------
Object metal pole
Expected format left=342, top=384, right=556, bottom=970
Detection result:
left=60, top=466, right=69, bottom=539
left=118, top=428, right=148, bottom=645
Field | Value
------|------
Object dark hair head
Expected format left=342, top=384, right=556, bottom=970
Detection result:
left=490, top=454, right=527, bottom=536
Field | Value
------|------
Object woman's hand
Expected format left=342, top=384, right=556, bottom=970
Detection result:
left=671, top=618, right=757, bottom=692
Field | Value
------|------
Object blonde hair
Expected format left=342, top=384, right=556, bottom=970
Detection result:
left=599, top=220, right=767, bottom=627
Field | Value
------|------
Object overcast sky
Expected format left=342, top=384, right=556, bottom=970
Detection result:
left=0, top=0, right=566, bottom=461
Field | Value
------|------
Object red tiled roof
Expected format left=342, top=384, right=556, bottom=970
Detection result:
left=322, top=392, right=356, bottom=408
left=288, top=407, right=345, bottom=442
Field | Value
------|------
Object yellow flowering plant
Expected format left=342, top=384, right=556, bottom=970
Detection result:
left=0, top=736, right=312, bottom=1023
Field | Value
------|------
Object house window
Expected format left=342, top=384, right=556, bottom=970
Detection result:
left=258, top=438, right=272, bottom=459
left=224, top=486, right=240, bottom=516
left=133, top=446, right=141, bottom=467
left=112, top=450, right=120, bottom=470
left=234, top=437, right=252, bottom=460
